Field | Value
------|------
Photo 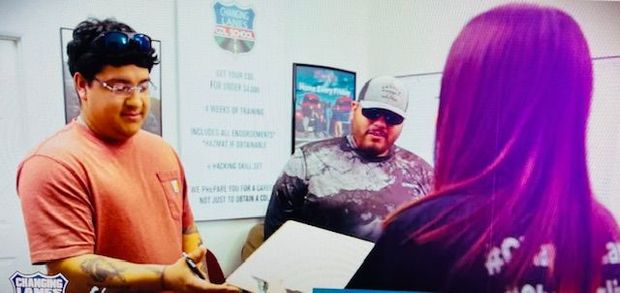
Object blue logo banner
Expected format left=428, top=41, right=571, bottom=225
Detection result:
left=10, top=271, right=68, bottom=293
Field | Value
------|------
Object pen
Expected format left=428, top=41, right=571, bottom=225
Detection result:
left=182, top=252, right=206, bottom=280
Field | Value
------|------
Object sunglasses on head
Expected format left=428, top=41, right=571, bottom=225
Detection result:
left=92, top=31, right=152, bottom=53
left=361, top=108, right=404, bottom=126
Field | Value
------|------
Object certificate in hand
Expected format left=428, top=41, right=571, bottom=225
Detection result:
left=227, top=221, right=374, bottom=293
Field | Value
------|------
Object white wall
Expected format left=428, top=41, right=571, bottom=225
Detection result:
left=368, top=0, right=620, bottom=75
left=283, top=1, right=371, bottom=83
left=0, top=1, right=619, bottom=291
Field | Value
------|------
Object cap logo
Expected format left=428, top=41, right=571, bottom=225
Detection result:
left=360, top=76, right=408, bottom=117
left=381, top=85, right=402, bottom=102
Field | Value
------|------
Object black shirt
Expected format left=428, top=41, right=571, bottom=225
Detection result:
left=347, top=194, right=620, bottom=292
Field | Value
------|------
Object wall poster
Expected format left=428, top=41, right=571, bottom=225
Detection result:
left=291, top=63, right=356, bottom=152
left=178, top=1, right=291, bottom=220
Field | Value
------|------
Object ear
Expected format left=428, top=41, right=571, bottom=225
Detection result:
left=73, top=72, right=88, bottom=102
left=349, top=101, right=359, bottom=121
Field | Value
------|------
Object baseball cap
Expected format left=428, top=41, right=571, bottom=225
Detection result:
left=358, top=76, right=409, bottom=118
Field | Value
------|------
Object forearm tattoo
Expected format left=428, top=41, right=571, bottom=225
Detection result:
left=80, top=258, right=128, bottom=286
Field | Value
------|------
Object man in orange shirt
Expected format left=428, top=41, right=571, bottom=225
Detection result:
left=16, top=18, right=237, bottom=293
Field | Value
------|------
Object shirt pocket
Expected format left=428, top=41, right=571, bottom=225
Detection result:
left=157, top=170, right=182, bottom=220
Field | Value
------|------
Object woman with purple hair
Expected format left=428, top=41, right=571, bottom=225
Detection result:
left=347, top=4, right=620, bottom=292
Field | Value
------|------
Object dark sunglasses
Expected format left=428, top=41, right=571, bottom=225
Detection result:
left=92, top=31, right=152, bottom=53
left=361, top=108, right=404, bottom=126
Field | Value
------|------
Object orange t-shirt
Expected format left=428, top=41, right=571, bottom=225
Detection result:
left=17, top=122, right=193, bottom=265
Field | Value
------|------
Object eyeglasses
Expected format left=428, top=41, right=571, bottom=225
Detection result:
left=361, top=108, right=404, bottom=126
left=94, top=78, right=153, bottom=95
left=92, top=31, right=152, bottom=53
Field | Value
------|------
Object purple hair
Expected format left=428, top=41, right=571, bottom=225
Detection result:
left=389, top=3, right=618, bottom=291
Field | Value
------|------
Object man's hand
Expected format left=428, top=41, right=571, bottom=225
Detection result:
left=163, top=246, right=239, bottom=292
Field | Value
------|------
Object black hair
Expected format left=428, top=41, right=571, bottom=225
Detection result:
left=66, top=18, right=159, bottom=82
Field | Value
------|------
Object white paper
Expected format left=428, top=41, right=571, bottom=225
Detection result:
left=227, top=221, right=375, bottom=293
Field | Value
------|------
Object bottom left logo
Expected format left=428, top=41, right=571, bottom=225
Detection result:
left=10, top=271, right=68, bottom=293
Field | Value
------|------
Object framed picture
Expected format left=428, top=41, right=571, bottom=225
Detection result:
left=291, top=63, right=356, bottom=152
left=60, top=28, right=163, bottom=136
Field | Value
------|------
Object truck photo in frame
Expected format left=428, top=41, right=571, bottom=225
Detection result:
left=292, top=63, right=356, bottom=152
